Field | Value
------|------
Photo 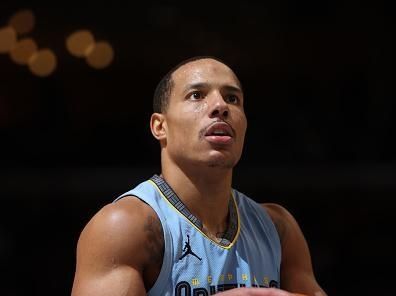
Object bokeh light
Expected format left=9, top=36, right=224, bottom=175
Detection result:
left=8, top=9, right=35, bottom=35
left=9, top=38, right=37, bottom=65
left=66, top=30, right=95, bottom=57
left=85, top=41, right=114, bottom=69
left=28, top=48, right=57, bottom=77
left=0, top=26, right=17, bottom=53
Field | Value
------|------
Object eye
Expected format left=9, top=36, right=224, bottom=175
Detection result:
left=188, top=91, right=204, bottom=100
left=225, top=94, right=240, bottom=104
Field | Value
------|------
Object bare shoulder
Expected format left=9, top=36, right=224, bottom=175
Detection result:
left=72, top=196, right=164, bottom=294
left=86, top=196, right=158, bottom=235
left=76, top=196, right=162, bottom=267
left=261, top=203, right=297, bottom=243
left=261, top=203, right=293, bottom=221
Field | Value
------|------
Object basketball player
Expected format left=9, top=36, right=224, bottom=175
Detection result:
left=71, top=57, right=327, bottom=296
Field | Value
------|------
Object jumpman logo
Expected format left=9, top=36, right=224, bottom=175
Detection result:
left=179, top=235, right=202, bottom=261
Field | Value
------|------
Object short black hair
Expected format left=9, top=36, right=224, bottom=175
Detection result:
left=153, top=56, right=229, bottom=113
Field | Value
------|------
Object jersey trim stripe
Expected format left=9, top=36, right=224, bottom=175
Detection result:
left=148, top=178, right=241, bottom=250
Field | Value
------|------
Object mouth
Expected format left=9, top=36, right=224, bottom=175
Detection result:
left=203, top=121, right=234, bottom=145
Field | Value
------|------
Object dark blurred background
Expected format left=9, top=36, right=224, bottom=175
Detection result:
left=1, top=1, right=395, bottom=295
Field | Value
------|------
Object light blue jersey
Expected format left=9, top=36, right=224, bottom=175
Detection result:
left=114, top=175, right=281, bottom=295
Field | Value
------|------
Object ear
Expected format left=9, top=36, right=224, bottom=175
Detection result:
left=150, top=112, right=167, bottom=141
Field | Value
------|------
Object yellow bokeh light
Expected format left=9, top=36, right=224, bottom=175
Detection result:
left=9, top=38, right=37, bottom=65
left=66, top=30, right=95, bottom=57
left=0, top=26, right=17, bottom=53
left=8, top=9, right=35, bottom=35
left=86, top=41, right=114, bottom=69
left=28, top=49, right=57, bottom=77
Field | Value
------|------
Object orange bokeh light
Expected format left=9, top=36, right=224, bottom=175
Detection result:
left=0, top=26, right=17, bottom=53
left=85, top=41, right=114, bottom=69
left=66, top=30, right=95, bottom=57
left=9, top=38, right=37, bottom=65
left=8, top=9, right=35, bottom=35
left=28, top=49, right=57, bottom=77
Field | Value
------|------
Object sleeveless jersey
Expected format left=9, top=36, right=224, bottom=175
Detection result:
left=114, top=175, right=281, bottom=295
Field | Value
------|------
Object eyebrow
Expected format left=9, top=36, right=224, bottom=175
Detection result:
left=183, top=83, right=243, bottom=94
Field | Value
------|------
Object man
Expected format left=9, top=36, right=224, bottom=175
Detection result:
left=71, top=56, right=327, bottom=296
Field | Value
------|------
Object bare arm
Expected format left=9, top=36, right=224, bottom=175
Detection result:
left=71, top=197, right=163, bottom=296
left=264, top=204, right=327, bottom=296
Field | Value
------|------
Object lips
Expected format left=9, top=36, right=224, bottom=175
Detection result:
left=204, top=121, right=234, bottom=145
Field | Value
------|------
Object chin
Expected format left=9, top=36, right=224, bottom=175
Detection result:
left=207, top=161, right=235, bottom=169
left=206, top=153, right=237, bottom=169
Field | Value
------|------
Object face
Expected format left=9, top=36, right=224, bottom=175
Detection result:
left=154, top=58, right=247, bottom=169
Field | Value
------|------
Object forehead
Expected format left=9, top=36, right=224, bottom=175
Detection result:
left=171, top=59, right=241, bottom=91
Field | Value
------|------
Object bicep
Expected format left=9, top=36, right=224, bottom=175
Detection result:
left=279, top=209, right=313, bottom=283
left=264, top=204, right=327, bottom=296
left=72, top=265, right=146, bottom=296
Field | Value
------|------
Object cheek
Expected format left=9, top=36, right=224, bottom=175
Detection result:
left=192, top=101, right=208, bottom=114
left=168, top=112, right=197, bottom=141
left=236, top=113, right=248, bottom=134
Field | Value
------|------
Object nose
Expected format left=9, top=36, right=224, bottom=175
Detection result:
left=209, top=92, right=229, bottom=119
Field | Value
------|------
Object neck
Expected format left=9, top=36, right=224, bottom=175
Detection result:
left=161, top=154, right=233, bottom=239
